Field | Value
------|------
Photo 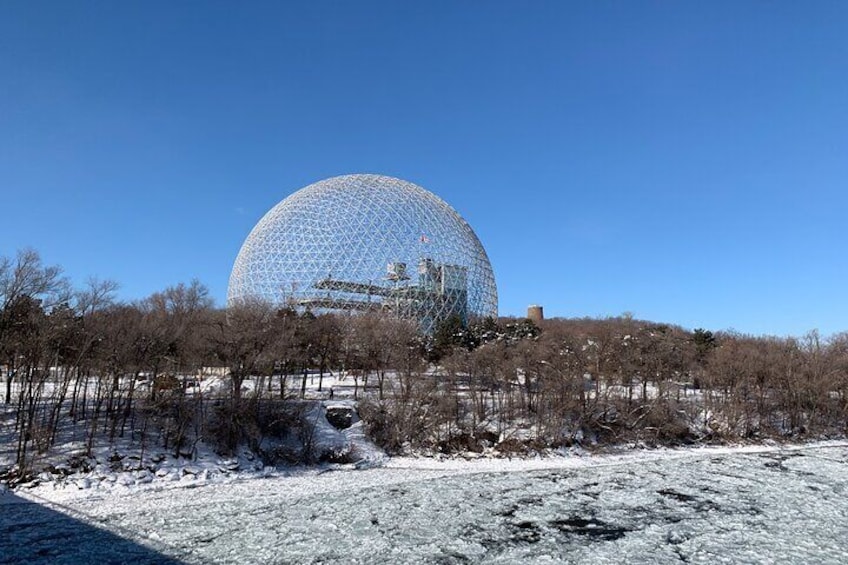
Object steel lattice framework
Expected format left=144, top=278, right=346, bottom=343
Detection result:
left=228, top=174, right=497, bottom=332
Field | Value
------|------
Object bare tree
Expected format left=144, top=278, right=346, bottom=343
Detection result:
left=1, top=249, right=68, bottom=405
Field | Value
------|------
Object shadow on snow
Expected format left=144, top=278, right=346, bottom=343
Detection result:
left=0, top=492, right=183, bottom=564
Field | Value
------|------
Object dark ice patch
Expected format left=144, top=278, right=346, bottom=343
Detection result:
left=509, top=520, right=541, bottom=544
left=549, top=517, right=629, bottom=541
left=657, top=488, right=720, bottom=512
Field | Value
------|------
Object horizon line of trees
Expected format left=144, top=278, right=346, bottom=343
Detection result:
left=2, top=248, right=847, bottom=479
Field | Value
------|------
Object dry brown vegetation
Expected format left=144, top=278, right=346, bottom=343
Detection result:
left=2, top=249, right=847, bottom=479
left=361, top=316, right=848, bottom=456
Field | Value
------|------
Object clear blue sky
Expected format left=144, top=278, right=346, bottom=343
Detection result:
left=2, top=2, right=847, bottom=337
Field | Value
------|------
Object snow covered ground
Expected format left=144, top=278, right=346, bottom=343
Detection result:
left=4, top=441, right=848, bottom=564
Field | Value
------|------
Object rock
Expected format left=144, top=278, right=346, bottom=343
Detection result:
left=325, top=406, right=355, bottom=429
left=220, top=459, right=240, bottom=472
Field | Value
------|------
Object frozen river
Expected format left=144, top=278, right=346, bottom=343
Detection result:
left=4, top=443, right=848, bottom=564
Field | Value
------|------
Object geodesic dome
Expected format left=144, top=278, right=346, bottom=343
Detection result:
left=228, top=174, right=497, bottom=332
